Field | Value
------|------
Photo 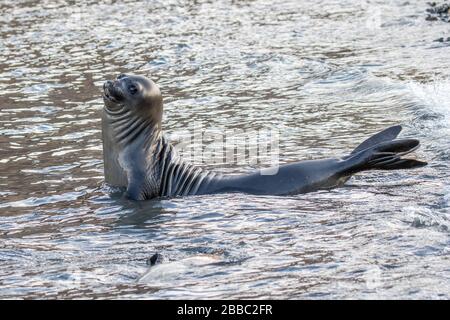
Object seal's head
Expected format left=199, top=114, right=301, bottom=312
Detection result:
left=102, top=74, right=165, bottom=187
left=102, top=74, right=163, bottom=124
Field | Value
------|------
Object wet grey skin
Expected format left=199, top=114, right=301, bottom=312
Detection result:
left=102, top=74, right=427, bottom=200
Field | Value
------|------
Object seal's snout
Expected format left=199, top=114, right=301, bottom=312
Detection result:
left=103, top=79, right=122, bottom=102
left=103, top=80, right=113, bottom=90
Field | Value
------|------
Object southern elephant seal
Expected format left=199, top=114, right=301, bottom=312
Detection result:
left=101, top=74, right=427, bottom=200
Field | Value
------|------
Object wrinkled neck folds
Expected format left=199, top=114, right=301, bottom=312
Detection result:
left=102, top=104, right=219, bottom=197
left=102, top=103, right=162, bottom=188
left=103, top=104, right=161, bottom=149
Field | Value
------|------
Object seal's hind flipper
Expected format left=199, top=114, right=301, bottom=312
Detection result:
left=346, top=138, right=427, bottom=173
left=368, top=158, right=427, bottom=170
left=351, top=125, right=403, bottom=155
left=363, top=139, right=427, bottom=170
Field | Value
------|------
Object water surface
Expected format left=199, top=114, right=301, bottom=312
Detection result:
left=0, top=0, right=449, bottom=299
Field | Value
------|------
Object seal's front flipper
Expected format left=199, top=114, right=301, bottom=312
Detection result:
left=345, top=138, right=427, bottom=173
left=125, top=181, right=146, bottom=200
left=125, top=170, right=156, bottom=200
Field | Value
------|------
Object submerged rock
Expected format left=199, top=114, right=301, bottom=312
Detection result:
left=146, top=253, right=164, bottom=266
left=139, top=254, right=223, bottom=282
left=434, top=37, right=450, bottom=42
left=426, top=2, right=450, bottom=22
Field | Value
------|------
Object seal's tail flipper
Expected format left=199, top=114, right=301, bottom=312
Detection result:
left=345, top=131, right=427, bottom=173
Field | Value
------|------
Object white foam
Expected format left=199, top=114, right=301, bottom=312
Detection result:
left=406, top=79, right=450, bottom=210
left=139, top=255, right=222, bottom=283
left=407, top=79, right=450, bottom=121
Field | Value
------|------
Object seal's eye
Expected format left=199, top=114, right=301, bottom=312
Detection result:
left=128, top=84, right=138, bottom=95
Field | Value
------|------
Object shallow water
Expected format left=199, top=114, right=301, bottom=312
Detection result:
left=0, top=0, right=449, bottom=299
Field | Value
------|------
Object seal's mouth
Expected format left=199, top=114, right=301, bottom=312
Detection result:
left=103, top=80, right=122, bottom=103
